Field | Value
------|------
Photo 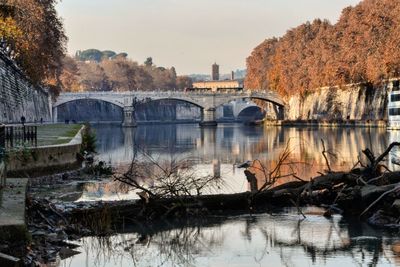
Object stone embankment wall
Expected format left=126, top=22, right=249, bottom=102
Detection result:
left=285, top=84, right=388, bottom=121
left=6, top=127, right=83, bottom=177
left=0, top=160, right=5, bottom=187
left=0, top=53, right=51, bottom=124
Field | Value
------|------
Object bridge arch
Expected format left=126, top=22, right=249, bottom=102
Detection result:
left=247, top=96, right=285, bottom=109
left=53, top=97, right=125, bottom=109
left=134, top=98, right=203, bottom=123
left=215, top=95, right=285, bottom=121
left=217, top=96, right=284, bottom=109
left=53, top=98, right=124, bottom=123
left=237, top=106, right=265, bottom=121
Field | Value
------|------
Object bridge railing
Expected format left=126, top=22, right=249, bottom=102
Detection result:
left=58, top=89, right=279, bottom=97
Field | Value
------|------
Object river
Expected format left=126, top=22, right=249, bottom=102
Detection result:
left=58, top=123, right=400, bottom=267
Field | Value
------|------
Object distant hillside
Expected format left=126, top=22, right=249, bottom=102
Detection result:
left=245, top=0, right=400, bottom=96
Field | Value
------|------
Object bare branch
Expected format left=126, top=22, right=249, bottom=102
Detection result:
left=321, top=139, right=332, bottom=173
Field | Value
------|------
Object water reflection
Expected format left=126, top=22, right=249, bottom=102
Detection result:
left=60, top=210, right=400, bottom=267
left=87, top=124, right=396, bottom=201
left=95, top=124, right=390, bottom=170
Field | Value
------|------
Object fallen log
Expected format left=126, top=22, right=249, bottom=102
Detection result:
left=68, top=172, right=357, bottom=228
left=360, top=183, right=400, bottom=217
left=367, top=171, right=400, bottom=186
left=361, top=184, right=397, bottom=203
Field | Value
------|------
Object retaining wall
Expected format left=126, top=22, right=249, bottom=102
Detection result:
left=286, top=84, right=388, bottom=121
left=0, top=160, right=5, bottom=187
left=6, top=127, right=83, bottom=177
left=0, top=52, right=51, bottom=124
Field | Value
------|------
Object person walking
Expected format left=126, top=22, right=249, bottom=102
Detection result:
left=20, top=116, right=26, bottom=126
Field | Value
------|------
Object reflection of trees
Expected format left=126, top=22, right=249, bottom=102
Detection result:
left=78, top=220, right=225, bottom=267
left=254, top=214, right=395, bottom=267
left=69, top=214, right=398, bottom=267
left=248, top=127, right=389, bottom=186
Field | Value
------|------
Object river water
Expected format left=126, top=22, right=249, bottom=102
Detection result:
left=59, top=124, right=400, bottom=267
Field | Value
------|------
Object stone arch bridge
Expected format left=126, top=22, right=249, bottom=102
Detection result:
left=53, top=90, right=285, bottom=127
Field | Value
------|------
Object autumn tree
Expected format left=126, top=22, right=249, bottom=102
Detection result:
left=59, top=56, right=80, bottom=92
left=245, top=0, right=400, bottom=97
left=101, top=58, right=137, bottom=91
left=59, top=50, right=188, bottom=92
left=176, top=76, right=193, bottom=90
left=77, top=61, right=110, bottom=91
left=0, top=0, right=67, bottom=91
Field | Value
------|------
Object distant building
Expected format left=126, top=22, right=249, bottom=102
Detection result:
left=212, top=63, right=219, bottom=81
left=192, top=80, right=243, bottom=92
left=190, top=63, right=243, bottom=92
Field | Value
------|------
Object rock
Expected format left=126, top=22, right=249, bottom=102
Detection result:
left=0, top=252, right=21, bottom=267
left=59, top=247, right=80, bottom=260
left=62, top=173, right=69, bottom=180
left=368, top=210, right=399, bottom=228
left=392, top=199, right=400, bottom=214
left=31, top=230, right=47, bottom=236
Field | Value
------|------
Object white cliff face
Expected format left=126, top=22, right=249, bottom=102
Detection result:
left=286, top=85, right=388, bottom=121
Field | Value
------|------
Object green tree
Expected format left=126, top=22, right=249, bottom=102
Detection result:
left=144, top=57, right=153, bottom=67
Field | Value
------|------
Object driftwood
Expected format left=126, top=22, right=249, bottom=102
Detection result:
left=70, top=172, right=367, bottom=225
left=360, top=183, right=400, bottom=217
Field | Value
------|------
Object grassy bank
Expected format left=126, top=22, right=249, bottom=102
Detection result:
left=36, top=124, right=82, bottom=146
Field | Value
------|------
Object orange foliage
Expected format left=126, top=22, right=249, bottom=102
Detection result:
left=245, top=0, right=400, bottom=96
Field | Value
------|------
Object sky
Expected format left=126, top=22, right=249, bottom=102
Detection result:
left=56, top=0, right=361, bottom=75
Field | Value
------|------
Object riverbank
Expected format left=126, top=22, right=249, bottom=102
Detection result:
left=264, top=119, right=387, bottom=128
left=0, top=179, right=28, bottom=266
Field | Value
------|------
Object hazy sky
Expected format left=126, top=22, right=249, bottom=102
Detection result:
left=56, top=0, right=361, bottom=75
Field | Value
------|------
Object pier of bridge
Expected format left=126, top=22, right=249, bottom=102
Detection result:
left=53, top=90, right=285, bottom=127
